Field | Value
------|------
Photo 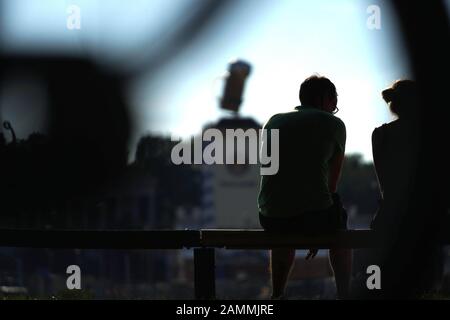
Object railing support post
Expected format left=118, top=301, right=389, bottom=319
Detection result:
left=194, top=248, right=215, bottom=299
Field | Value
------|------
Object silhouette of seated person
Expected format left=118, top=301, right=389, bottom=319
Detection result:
left=258, top=75, right=351, bottom=299
left=367, top=80, right=443, bottom=298
left=371, top=80, right=420, bottom=233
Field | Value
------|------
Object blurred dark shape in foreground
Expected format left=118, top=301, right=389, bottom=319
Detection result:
left=350, top=1, right=450, bottom=299
left=0, top=56, right=131, bottom=228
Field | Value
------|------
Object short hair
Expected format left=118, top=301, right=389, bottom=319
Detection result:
left=382, top=79, right=418, bottom=117
left=299, top=75, right=337, bottom=107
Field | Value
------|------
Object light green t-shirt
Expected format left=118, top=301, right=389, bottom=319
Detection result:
left=258, top=105, right=346, bottom=218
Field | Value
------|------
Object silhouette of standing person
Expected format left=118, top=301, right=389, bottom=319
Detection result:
left=258, top=75, right=351, bottom=299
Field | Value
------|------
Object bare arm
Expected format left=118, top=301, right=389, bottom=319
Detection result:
left=329, top=152, right=345, bottom=193
left=306, top=152, right=344, bottom=261
left=372, top=128, right=384, bottom=199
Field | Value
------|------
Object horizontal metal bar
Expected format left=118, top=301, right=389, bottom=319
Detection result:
left=1, top=228, right=448, bottom=250
left=200, top=229, right=377, bottom=249
left=0, top=229, right=201, bottom=249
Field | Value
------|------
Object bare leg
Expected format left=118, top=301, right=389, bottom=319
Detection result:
left=270, top=248, right=295, bottom=298
left=329, top=248, right=352, bottom=299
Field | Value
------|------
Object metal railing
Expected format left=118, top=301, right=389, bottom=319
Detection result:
left=1, top=228, right=448, bottom=299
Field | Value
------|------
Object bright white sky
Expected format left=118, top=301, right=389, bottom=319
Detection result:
left=2, top=0, right=415, bottom=162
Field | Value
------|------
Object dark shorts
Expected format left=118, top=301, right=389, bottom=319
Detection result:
left=259, top=194, right=348, bottom=233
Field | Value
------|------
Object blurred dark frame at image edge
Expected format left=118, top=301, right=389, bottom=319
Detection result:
left=370, top=0, right=450, bottom=300
left=391, top=3, right=449, bottom=242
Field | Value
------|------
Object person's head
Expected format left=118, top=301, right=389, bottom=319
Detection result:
left=299, top=75, right=338, bottom=113
left=382, top=79, right=418, bottom=118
